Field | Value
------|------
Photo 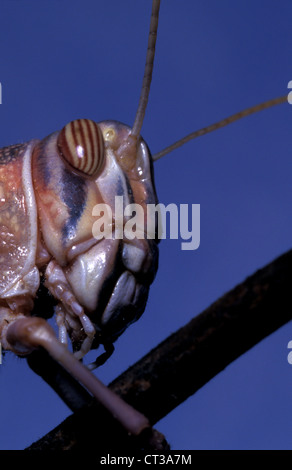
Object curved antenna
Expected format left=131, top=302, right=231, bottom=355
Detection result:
left=152, top=95, right=287, bottom=161
left=131, top=0, right=161, bottom=138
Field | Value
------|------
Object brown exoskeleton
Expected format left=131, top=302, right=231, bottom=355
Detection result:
left=0, top=0, right=162, bottom=437
left=0, top=0, right=290, bottom=448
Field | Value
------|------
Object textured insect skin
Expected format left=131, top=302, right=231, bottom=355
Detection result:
left=0, top=0, right=291, bottom=452
left=0, top=120, right=159, bottom=358
left=0, top=141, right=38, bottom=309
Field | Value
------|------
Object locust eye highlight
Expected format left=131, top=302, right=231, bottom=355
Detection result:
left=104, top=128, right=116, bottom=142
left=57, top=119, right=105, bottom=178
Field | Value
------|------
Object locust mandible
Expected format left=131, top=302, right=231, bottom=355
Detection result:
left=0, top=1, right=163, bottom=436
left=3, top=0, right=288, bottom=444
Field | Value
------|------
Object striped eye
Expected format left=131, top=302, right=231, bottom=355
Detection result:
left=57, top=119, right=105, bottom=178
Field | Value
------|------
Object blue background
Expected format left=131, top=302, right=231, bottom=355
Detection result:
left=0, top=0, right=291, bottom=450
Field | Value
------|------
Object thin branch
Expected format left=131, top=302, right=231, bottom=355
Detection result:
left=27, top=249, right=292, bottom=450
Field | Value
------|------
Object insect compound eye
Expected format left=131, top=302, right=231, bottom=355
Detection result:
left=57, top=119, right=105, bottom=178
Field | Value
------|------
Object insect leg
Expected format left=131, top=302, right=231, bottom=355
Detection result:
left=55, top=304, right=68, bottom=345
left=27, top=349, right=92, bottom=412
left=45, top=260, right=95, bottom=357
left=5, top=315, right=150, bottom=435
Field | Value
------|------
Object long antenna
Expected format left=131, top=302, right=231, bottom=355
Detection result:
left=131, top=0, right=161, bottom=138
left=152, top=95, right=287, bottom=161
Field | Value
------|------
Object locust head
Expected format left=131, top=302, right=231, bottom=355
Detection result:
left=32, top=118, right=159, bottom=356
